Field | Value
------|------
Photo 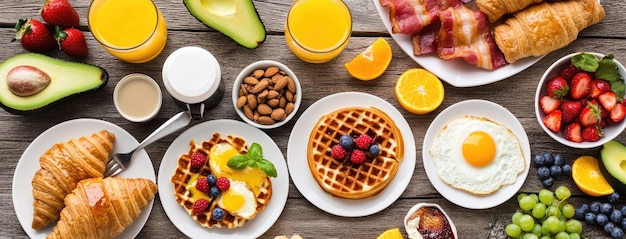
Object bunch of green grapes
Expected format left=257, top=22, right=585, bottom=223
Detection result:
left=505, top=186, right=584, bottom=239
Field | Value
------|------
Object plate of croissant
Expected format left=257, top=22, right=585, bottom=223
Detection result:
left=374, top=0, right=605, bottom=87
left=12, top=118, right=157, bottom=239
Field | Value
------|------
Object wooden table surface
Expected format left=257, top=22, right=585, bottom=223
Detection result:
left=1, top=0, right=625, bottom=238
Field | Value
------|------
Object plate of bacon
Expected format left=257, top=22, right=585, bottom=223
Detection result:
left=373, top=0, right=542, bottom=87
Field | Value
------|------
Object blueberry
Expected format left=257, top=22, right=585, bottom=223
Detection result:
left=602, top=203, right=615, bottom=215
left=605, top=222, right=616, bottom=234
left=212, top=207, right=225, bottom=221
left=612, top=210, right=624, bottom=223
left=339, top=135, right=354, bottom=150
left=210, top=186, right=220, bottom=198
left=537, top=166, right=551, bottom=180
left=562, top=164, right=572, bottom=176
left=621, top=205, right=626, bottom=216
left=369, top=144, right=379, bottom=157
left=574, top=208, right=587, bottom=220
left=542, top=177, right=554, bottom=188
left=586, top=212, right=598, bottom=224
left=543, top=153, right=555, bottom=165
left=612, top=227, right=624, bottom=239
left=550, top=165, right=562, bottom=177
left=579, top=203, right=590, bottom=213
left=207, top=174, right=217, bottom=186
left=609, top=192, right=621, bottom=203
left=622, top=218, right=626, bottom=231
left=553, top=154, right=565, bottom=166
left=534, top=154, right=546, bottom=166
left=598, top=214, right=610, bottom=226
left=591, top=201, right=603, bottom=214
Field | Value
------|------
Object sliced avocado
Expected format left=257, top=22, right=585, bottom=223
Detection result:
left=600, top=140, right=626, bottom=194
left=184, top=0, right=266, bottom=49
left=0, top=53, right=108, bottom=114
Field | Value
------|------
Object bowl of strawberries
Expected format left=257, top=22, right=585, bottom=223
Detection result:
left=536, top=52, right=626, bottom=148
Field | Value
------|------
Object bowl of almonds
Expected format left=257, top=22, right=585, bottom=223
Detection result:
left=232, top=60, right=301, bottom=129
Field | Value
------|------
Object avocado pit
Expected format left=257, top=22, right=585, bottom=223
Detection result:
left=6, top=65, right=50, bottom=97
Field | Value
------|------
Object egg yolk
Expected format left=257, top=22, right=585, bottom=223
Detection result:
left=462, top=131, right=496, bottom=167
left=209, top=143, right=266, bottom=195
left=222, top=189, right=246, bottom=212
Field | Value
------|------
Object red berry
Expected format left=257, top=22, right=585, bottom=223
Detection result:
left=589, top=79, right=611, bottom=98
left=563, top=122, right=583, bottom=143
left=330, top=144, right=347, bottom=160
left=579, top=103, right=601, bottom=127
left=192, top=199, right=210, bottom=215
left=582, top=126, right=602, bottom=142
left=216, top=177, right=230, bottom=191
left=12, top=19, right=56, bottom=53
left=545, top=76, right=569, bottom=99
left=190, top=152, right=206, bottom=169
left=55, top=26, right=88, bottom=58
left=195, top=177, right=210, bottom=193
left=539, top=95, right=561, bottom=114
left=558, top=64, right=578, bottom=81
left=570, top=72, right=592, bottom=99
left=350, top=149, right=367, bottom=164
left=610, top=102, right=626, bottom=123
left=599, top=91, right=617, bottom=111
left=560, top=101, right=582, bottom=123
left=41, top=0, right=79, bottom=27
left=354, top=135, right=372, bottom=150
left=543, top=110, right=562, bottom=133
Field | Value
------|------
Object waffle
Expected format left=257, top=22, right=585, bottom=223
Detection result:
left=307, top=106, right=404, bottom=199
left=170, top=132, right=273, bottom=229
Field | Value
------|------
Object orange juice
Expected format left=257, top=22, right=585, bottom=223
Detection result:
left=88, top=0, right=167, bottom=63
left=285, top=0, right=352, bottom=63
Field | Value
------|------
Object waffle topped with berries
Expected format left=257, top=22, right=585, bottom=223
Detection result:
left=307, top=106, right=404, bottom=199
left=170, top=133, right=273, bottom=229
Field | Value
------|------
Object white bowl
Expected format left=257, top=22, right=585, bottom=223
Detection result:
left=404, top=203, right=458, bottom=239
left=535, top=52, right=626, bottom=148
left=114, top=73, right=162, bottom=122
left=232, top=60, right=302, bottom=129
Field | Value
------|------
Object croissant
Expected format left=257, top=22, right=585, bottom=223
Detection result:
left=494, top=0, right=605, bottom=63
left=47, top=177, right=158, bottom=239
left=31, top=130, right=115, bottom=229
left=476, top=0, right=543, bottom=23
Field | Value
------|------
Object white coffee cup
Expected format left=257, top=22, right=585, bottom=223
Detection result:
left=113, top=73, right=162, bottom=122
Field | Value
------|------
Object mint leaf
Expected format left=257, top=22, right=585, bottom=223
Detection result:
left=227, top=154, right=249, bottom=169
left=596, top=54, right=623, bottom=83
left=611, top=81, right=626, bottom=99
left=572, top=53, right=600, bottom=72
left=248, top=143, right=262, bottom=160
left=257, top=158, right=277, bottom=178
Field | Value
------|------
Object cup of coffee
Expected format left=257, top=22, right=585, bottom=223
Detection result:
left=162, top=46, right=224, bottom=119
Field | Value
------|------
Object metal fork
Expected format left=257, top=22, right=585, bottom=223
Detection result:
left=104, top=111, right=192, bottom=177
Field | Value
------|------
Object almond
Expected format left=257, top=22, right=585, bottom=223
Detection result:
left=257, top=103, right=272, bottom=115
left=252, top=69, right=264, bottom=78
left=264, top=66, right=279, bottom=78
left=274, top=76, right=288, bottom=91
left=279, top=96, right=287, bottom=108
left=243, top=105, right=254, bottom=120
left=257, top=89, right=268, bottom=102
left=247, top=94, right=257, bottom=109
left=285, top=102, right=295, bottom=115
left=258, top=116, right=275, bottom=125
left=236, top=96, right=247, bottom=108
left=250, top=78, right=269, bottom=94
left=253, top=111, right=260, bottom=122
left=267, top=90, right=280, bottom=99
left=271, top=108, right=286, bottom=121
left=285, top=90, right=294, bottom=102
left=286, top=76, right=296, bottom=93
left=244, top=76, right=259, bottom=85
left=267, top=98, right=280, bottom=108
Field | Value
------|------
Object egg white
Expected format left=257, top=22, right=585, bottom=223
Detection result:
left=429, top=116, right=525, bottom=194
left=217, top=180, right=258, bottom=219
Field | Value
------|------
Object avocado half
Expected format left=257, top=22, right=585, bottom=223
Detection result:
left=183, top=0, right=266, bottom=49
left=599, top=140, right=626, bottom=194
left=0, top=53, right=108, bottom=115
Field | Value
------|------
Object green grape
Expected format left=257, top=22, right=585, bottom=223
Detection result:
left=518, top=193, right=529, bottom=202
left=559, top=219, right=567, bottom=234
left=538, top=189, right=555, bottom=204
left=520, top=214, right=535, bottom=232
left=568, top=232, right=581, bottom=239
left=540, top=236, right=550, bottom=239
left=562, top=204, right=575, bottom=219
left=555, top=231, right=570, bottom=239
left=523, top=233, right=539, bottom=239
left=547, top=205, right=560, bottom=217
left=544, top=216, right=561, bottom=234
left=529, top=193, right=539, bottom=203
left=531, top=223, right=542, bottom=236
left=541, top=223, right=550, bottom=236
left=565, top=219, right=582, bottom=234
left=506, top=224, right=522, bottom=237
left=555, top=186, right=571, bottom=200
left=532, top=203, right=547, bottom=219
left=512, top=211, right=524, bottom=224
left=520, top=196, right=538, bottom=211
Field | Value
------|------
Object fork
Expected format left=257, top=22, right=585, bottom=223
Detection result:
left=104, top=111, right=192, bottom=177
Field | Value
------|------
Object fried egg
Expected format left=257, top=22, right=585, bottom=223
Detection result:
left=209, top=142, right=267, bottom=195
left=429, top=116, right=525, bottom=194
left=217, top=180, right=258, bottom=219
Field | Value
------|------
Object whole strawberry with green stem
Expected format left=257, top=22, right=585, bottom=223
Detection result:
left=54, top=26, right=88, bottom=58
left=11, top=18, right=56, bottom=53
left=41, top=0, right=79, bottom=28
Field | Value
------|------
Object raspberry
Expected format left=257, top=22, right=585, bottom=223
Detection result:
left=190, top=152, right=206, bottom=169
left=195, top=177, right=210, bottom=193
left=216, top=177, right=230, bottom=191
left=355, top=135, right=372, bottom=149
left=212, top=207, right=225, bottom=221
left=331, top=144, right=347, bottom=159
left=350, top=149, right=366, bottom=164
left=192, top=199, right=209, bottom=215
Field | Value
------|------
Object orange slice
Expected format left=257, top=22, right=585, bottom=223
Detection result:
left=376, top=228, right=403, bottom=239
left=572, top=155, right=614, bottom=197
left=344, top=37, right=392, bottom=81
left=394, top=68, right=444, bottom=114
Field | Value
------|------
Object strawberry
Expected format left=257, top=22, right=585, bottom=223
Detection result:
left=40, top=0, right=79, bottom=27
left=543, top=110, right=562, bottom=132
left=54, top=26, right=88, bottom=58
left=560, top=101, right=582, bottom=123
left=589, top=79, right=611, bottom=98
left=582, top=125, right=602, bottom=142
left=545, top=76, right=569, bottom=99
left=540, top=96, right=561, bottom=114
left=558, top=64, right=578, bottom=81
left=599, top=91, right=617, bottom=111
left=578, top=103, right=601, bottom=126
left=11, top=19, right=56, bottom=53
left=610, top=102, right=626, bottom=123
left=569, top=72, right=592, bottom=99
left=563, top=122, right=583, bottom=143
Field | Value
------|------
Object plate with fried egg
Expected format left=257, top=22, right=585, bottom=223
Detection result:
left=157, top=119, right=289, bottom=239
left=422, top=99, right=531, bottom=209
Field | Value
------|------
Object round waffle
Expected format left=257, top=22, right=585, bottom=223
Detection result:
left=170, top=133, right=272, bottom=229
left=307, top=106, right=404, bottom=199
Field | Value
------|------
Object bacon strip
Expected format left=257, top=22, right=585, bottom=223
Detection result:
left=411, top=19, right=440, bottom=55
left=380, top=0, right=462, bottom=34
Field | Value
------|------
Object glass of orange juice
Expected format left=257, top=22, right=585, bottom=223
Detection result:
left=88, top=0, right=167, bottom=63
left=285, top=0, right=352, bottom=63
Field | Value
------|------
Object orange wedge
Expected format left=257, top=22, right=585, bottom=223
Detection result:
left=572, top=155, right=614, bottom=197
left=344, top=37, right=392, bottom=81
left=394, top=68, right=444, bottom=114
left=376, top=228, right=403, bottom=239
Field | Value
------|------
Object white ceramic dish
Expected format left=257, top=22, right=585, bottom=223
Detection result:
left=232, top=60, right=302, bottom=129
left=114, top=73, right=162, bottom=122
left=287, top=92, right=415, bottom=217
left=422, top=100, right=531, bottom=209
left=12, top=119, right=156, bottom=238
left=158, top=119, right=289, bottom=239
left=404, top=203, right=457, bottom=238
left=372, top=0, right=543, bottom=87
left=535, top=52, right=626, bottom=148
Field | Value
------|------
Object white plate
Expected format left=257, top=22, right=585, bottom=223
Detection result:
left=372, top=0, right=543, bottom=87
left=422, top=100, right=531, bottom=209
left=287, top=92, right=416, bottom=217
left=12, top=119, right=156, bottom=238
left=158, top=119, right=289, bottom=239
